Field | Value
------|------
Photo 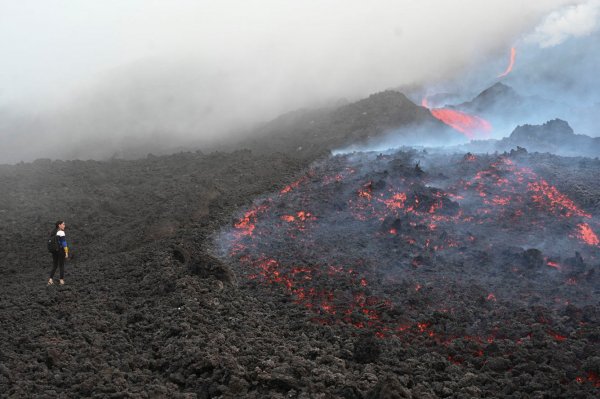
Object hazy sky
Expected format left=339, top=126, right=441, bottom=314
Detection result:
left=1, top=0, right=598, bottom=162
left=1, top=0, right=585, bottom=105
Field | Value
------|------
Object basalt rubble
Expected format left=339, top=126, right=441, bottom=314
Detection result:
left=1, top=146, right=599, bottom=397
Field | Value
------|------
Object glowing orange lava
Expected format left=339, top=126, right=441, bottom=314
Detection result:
left=280, top=175, right=311, bottom=194
left=422, top=97, right=492, bottom=139
left=498, top=47, right=516, bottom=78
left=234, top=205, right=268, bottom=236
left=528, top=180, right=591, bottom=218
left=430, top=108, right=492, bottom=139
left=383, top=192, right=407, bottom=210
left=223, top=151, right=599, bottom=380
left=546, top=260, right=561, bottom=269
left=576, top=223, right=599, bottom=246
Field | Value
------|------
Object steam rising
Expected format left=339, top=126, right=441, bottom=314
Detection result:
left=0, top=0, right=594, bottom=163
left=527, top=0, right=600, bottom=47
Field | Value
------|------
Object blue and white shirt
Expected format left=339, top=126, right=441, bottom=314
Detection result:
left=56, top=230, right=68, bottom=255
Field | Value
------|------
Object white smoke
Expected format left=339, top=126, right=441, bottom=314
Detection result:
left=527, top=0, right=600, bottom=47
left=0, top=0, right=590, bottom=163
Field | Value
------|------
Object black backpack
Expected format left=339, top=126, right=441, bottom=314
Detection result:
left=47, top=234, right=60, bottom=253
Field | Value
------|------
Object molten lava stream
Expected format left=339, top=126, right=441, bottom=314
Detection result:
left=421, top=98, right=492, bottom=139
left=430, top=108, right=492, bottom=139
left=498, top=47, right=516, bottom=78
left=576, top=223, right=600, bottom=246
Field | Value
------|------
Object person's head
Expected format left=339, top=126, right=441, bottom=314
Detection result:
left=55, top=220, right=65, bottom=231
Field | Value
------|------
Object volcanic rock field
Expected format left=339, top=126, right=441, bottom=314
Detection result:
left=1, top=92, right=600, bottom=398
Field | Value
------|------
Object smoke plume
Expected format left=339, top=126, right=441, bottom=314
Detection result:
left=526, top=0, right=600, bottom=47
left=0, top=0, right=588, bottom=163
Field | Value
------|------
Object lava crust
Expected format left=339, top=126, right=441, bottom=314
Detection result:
left=1, top=148, right=599, bottom=398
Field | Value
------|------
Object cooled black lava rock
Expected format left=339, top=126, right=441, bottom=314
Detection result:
left=485, top=357, right=511, bottom=372
left=407, top=188, right=460, bottom=216
left=565, top=251, right=586, bottom=273
left=367, top=376, right=412, bottom=399
left=522, top=248, right=545, bottom=270
left=354, top=336, right=381, bottom=363
left=381, top=217, right=402, bottom=232
left=174, top=245, right=237, bottom=285
left=508, top=146, right=528, bottom=157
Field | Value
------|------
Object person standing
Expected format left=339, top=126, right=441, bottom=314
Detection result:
left=48, top=221, right=69, bottom=285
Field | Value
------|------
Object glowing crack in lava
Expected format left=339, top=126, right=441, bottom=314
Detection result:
left=217, top=151, right=600, bottom=385
left=421, top=98, right=492, bottom=139
left=498, top=47, right=516, bottom=78
left=576, top=223, right=600, bottom=246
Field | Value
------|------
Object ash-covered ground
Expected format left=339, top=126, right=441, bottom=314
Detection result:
left=1, top=145, right=599, bottom=398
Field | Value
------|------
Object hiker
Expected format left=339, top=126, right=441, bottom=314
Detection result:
left=48, top=221, right=69, bottom=285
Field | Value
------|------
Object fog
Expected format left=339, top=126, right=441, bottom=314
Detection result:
left=410, top=0, right=600, bottom=141
left=0, top=0, right=596, bottom=163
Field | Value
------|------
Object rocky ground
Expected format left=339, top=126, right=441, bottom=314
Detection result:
left=1, top=91, right=599, bottom=397
left=1, top=146, right=599, bottom=398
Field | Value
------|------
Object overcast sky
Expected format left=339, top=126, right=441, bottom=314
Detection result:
left=1, top=0, right=586, bottom=105
left=0, top=0, right=598, bottom=162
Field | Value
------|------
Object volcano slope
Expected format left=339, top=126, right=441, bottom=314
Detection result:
left=1, top=145, right=599, bottom=398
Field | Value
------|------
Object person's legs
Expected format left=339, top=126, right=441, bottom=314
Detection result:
left=49, top=252, right=59, bottom=283
left=58, top=254, right=65, bottom=280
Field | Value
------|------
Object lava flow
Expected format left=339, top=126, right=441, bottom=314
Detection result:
left=498, top=47, right=517, bottom=78
left=419, top=46, right=519, bottom=138
left=576, top=222, right=600, bottom=246
left=422, top=98, right=492, bottom=139
left=217, top=150, right=599, bottom=386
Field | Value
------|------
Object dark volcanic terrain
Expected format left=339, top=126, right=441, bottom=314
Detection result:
left=477, top=119, right=600, bottom=158
left=1, top=91, right=600, bottom=398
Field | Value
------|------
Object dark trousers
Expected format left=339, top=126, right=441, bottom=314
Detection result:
left=50, top=251, right=65, bottom=279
